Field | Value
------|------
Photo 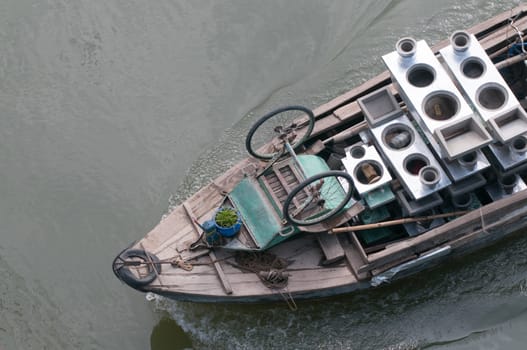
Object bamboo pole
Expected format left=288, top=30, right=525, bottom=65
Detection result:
left=495, top=52, right=527, bottom=69
left=322, top=120, right=368, bottom=145
left=329, top=211, right=470, bottom=234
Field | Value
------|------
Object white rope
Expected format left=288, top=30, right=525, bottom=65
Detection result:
left=479, top=207, right=488, bottom=234
left=279, top=287, right=298, bottom=311
left=509, top=17, right=527, bottom=54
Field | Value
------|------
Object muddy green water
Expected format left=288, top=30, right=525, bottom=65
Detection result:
left=1, top=1, right=527, bottom=349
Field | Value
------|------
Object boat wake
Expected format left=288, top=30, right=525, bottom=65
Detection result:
left=147, top=232, right=527, bottom=349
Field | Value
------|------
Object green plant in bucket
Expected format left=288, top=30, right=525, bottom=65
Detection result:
left=215, top=207, right=239, bottom=228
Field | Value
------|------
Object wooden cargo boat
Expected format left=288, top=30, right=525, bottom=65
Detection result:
left=113, top=5, right=527, bottom=305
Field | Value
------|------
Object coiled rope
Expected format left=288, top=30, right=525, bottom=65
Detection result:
left=230, top=251, right=297, bottom=310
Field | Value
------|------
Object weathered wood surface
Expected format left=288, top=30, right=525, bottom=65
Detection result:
left=182, top=202, right=233, bottom=294
left=358, top=189, right=527, bottom=274
left=341, top=240, right=370, bottom=281
left=146, top=234, right=359, bottom=299
left=317, top=233, right=345, bottom=264
left=131, top=5, right=527, bottom=301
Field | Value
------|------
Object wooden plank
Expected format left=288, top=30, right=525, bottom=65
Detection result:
left=349, top=232, right=369, bottom=262
left=139, top=241, right=165, bottom=286
left=152, top=224, right=194, bottom=255
left=449, top=209, right=527, bottom=249
left=141, top=207, right=191, bottom=252
left=189, top=188, right=224, bottom=220
left=316, top=233, right=345, bottom=265
left=322, top=120, right=368, bottom=145
left=260, top=175, right=287, bottom=207
left=151, top=261, right=359, bottom=297
left=274, top=166, right=294, bottom=193
left=304, top=139, right=326, bottom=155
left=371, top=254, right=418, bottom=276
left=286, top=267, right=356, bottom=290
left=146, top=236, right=357, bottom=297
left=151, top=266, right=351, bottom=296
left=310, top=112, right=346, bottom=138
left=154, top=245, right=179, bottom=261
left=471, top=4, right=527, bottom=38
left=478, top=16, right=527, bottom=52
left=313, top=73, right=391, bottom=121
left=341, top=240, right=370, bottom=281
left=149, top=272, right=228, bottom=294
left=358, top=190, right=527, bottom=274
left=274, top=162, right=305, bottom=209
left=182, top=202, right=233, bottom=294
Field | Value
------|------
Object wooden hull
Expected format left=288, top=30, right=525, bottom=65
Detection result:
left=114, top=4, right=527, bottom=304
left=139, top=191, right=527, bottom=304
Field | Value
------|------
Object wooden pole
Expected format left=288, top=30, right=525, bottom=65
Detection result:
left=495, top=52, right=527, bottom=70
left=329, top=211, right=469, bottom=234
left=322, top=120, right=368, bottom=145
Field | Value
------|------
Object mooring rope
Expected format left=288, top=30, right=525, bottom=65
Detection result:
left=279, top=288, right=298, bottom=311
left=479, top=207, right=488, bottom=235
left=509, top=17, right=527, bottom=54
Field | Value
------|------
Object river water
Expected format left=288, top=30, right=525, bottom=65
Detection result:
left=1, top=0, right=527, bottom=349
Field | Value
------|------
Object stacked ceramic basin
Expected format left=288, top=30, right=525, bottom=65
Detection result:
left=440, top=31, right=527, bottom=170
left=357, top=87, right=451, bottom=201
left=383, top=37, right=492, bottom=161
left=440, top=31, right=527, bottom=143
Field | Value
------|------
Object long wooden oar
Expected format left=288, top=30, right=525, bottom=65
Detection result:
left=329, top=210, right=469, bottom=234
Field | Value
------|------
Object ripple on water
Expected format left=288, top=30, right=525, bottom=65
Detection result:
left=0, top=253, right=78, bottom=349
